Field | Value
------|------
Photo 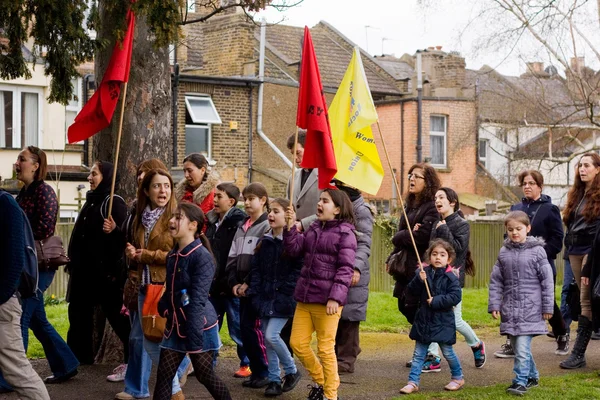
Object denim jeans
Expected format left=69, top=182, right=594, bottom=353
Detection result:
left=137, top=292, right=190, bottom=395
left=210, top=295, right=249, bottom=367
left=0, top=270, right=79, bottom=391
left=262, top=317, right=297, bottom=384
left=123, top=310, right=152, bottom=398
left=408, top=341, right=463, bottom=387
left=560, top=259, right=574, bottom=332
left=428, top=292, right=480, bottom=357
left=509, top=335, right=538, bottom=387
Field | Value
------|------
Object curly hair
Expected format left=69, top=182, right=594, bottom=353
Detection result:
left=563, top=153, right=600, bottom=226
left=406, top=163, right=441, bottom=208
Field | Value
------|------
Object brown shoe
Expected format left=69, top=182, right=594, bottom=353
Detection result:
left=179, top=363, right=194, bottom=387
left=171, top=390, right=185, bottom=400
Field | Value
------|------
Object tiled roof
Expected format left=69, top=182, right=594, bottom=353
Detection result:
left=263, top=22, right=401, bottom=95
left=465, top=67, right=588, bottom=125
left=373, top=55, right=413, bottom=80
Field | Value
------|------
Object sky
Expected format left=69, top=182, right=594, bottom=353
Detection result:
left=253, top=0, right=599, bottom=77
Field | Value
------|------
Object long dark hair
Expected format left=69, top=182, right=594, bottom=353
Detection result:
left=176, top=202, right=214, bottom=257
left=133, top=169, right=176, bottom=234
left=563, top=152, right=600, bottom=225
left=183, top=153, right=209, bottom=186
left=436, top=187, right=475, bottom=276
left=322, top=188, right=355, bottom=226
left=407, top=163, right=441, bottom=208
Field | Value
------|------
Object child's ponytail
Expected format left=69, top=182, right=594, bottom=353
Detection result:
left=177, top=202, right=215, bottom=259
left=464, top=250, right=475, bottom=276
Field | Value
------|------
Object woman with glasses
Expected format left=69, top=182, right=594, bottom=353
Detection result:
left=387, top=163, right=441, bottom=324
left=493, top=170, right=568, bottom=360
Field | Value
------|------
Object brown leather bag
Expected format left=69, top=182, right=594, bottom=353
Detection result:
left=35, top=236, right=70, bottom=270
left=142, top=284, right=167, bottom=343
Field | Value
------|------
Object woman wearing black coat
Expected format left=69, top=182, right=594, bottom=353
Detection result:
left=66, top=161, right=130, bottom=365
left=388, top=163, right=441, bottom=323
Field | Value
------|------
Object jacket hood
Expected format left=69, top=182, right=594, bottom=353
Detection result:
left=503, top=235, right=546, bottom=249
left=520, top=193, right=552, bottom=205
left=175, top=169, right=220, bottom=204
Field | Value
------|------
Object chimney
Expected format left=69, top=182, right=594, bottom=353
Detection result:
left=570, top=57, right=585, bottom=73
left=526, top=62, right=544, bottom=75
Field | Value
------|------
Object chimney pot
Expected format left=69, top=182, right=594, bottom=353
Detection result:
left=570, top=57, right=585, bottom=73
left=436, top=46, right=442, bottom=51
left=427, top=46, right=435, bottom=50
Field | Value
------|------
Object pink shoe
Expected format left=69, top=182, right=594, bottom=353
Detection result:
left=399, top=382, right=419, bottom=394
left=107, top=364, right=127, bottom=382
left=444, top=379, right=465, bottom=391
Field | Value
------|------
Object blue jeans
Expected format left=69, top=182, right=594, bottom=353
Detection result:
left=561, top=259, right=574, bottom=332
left=137, top=292, right=189, bottom=395
left=509, top=335, right=538, bottom=387
left=262, top=317, right=297, bottom=384
left=123, top=310, right=152, bottom=398
left=210, top=295, right=249, bottom=367
left=0, top=270, right=79, bottom=391
left=408, top=341, right=463, bottom=386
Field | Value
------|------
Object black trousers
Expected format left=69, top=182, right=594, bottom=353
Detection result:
left=335, top=320, right=361, bottom=372
left=67, top=274, right=130, bottom=364
left=239, top=297, right=268, bottom=378
left=549, top=273, right=567, bottom=337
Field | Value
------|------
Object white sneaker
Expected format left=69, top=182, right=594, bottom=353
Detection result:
left=107, top=364, right=128, bottom=382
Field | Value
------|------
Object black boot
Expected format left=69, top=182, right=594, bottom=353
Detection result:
left=560, top=315, right=593, bottom=369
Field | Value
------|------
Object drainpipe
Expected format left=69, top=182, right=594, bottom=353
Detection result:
left=82, top=74, right=93, bottom=167
left=257, top=20, right=293, bottom=168
left=416, top=51, right=423, bottom=163
left=172, top=47, right=180, bottom=167
left=248, top=83, right=253, bottom=183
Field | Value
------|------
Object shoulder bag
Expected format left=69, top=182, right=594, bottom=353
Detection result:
left=36, top=236, right=70, bottom=271
left=141, top=284, right=167, bottom=342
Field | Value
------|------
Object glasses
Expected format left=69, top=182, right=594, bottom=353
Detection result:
left=408, top=173, right=425, bottom=180
left=521, top=181, right=537, bottom=187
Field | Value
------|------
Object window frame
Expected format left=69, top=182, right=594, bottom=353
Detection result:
left=0, top=84, right=43, bottom=149
left=184, top=123, right=212, bottom=159
left=429, top=114, right=447, bottom=168
left=184, top=95, right=222, bottom=124
left=478, top=139, right=489, bottom=168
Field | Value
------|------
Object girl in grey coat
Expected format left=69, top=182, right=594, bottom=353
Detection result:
left=488, top=211, right=554, bottom=396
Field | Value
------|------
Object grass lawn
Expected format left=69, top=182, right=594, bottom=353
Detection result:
left=393, top=372, right=600, bottom=399
left=27, top=286, right=562, bottom=357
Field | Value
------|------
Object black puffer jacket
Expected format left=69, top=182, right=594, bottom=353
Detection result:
left=408, top=265, right=461, bottom=344
left=206, top=207, right=247, bottom=296
left=247, top=232, right=303, bottom=319
left=159, top=239, right=218, bottom=352
left=430, top=212, right=470, bottom=287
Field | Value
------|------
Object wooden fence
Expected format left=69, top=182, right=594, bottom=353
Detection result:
left=47, top=220, right=566, bottom=298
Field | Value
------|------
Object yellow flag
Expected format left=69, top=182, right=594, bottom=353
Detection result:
left=330, top=47, right=384, bottom=195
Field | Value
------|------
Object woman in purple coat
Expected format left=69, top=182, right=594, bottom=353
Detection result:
left=284, top=188, right=357, bottom=400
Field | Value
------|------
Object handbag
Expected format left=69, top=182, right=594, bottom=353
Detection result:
left=141, top=284, right=167, bottom=342
left=35, top=236, right=70, bottom=270
left=387, top=249, right=408, bottom=278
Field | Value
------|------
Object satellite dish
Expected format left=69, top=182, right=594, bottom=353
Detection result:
left=545, top=65, right=558, bottom=76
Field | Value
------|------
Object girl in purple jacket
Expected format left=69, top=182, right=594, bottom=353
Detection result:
left=284, top=189, right=357, bottom=400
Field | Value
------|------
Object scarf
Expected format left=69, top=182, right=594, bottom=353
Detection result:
left=142, top=205, right=165, bottom=234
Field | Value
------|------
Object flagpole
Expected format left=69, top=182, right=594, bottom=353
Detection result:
left=287, top=126, right=300, bottom=229
left=376, top=121, right=431, bottom=299
left=107, top=81, right=129, bottom=217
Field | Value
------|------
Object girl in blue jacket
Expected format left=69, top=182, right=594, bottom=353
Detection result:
left=153, top=203, right=231, bottom=400
left=400, top=239, right=463, bottom=395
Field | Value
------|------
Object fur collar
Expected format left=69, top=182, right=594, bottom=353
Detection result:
left=175, top=169, right=220, bottom=204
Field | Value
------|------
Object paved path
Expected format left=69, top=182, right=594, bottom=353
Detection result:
left=2, top=332, right=599, bottom=400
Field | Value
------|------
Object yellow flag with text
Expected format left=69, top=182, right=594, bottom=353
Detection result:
left=329, top=47, right=384, bottom=195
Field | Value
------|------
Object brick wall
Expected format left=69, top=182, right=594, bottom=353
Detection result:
left=371, top=98, right=476, bottom=201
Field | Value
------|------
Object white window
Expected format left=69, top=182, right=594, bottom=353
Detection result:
left=479, top=139, right=489, bottom=168
left=0, top=85, right=43, bottom=149
left=66, top=78, right=82, bottom=142
left=186, top=0, right=195, bottom=13
left=429, top=115, right=447, bottom=167
left=184, top=95, right=221, bottom=158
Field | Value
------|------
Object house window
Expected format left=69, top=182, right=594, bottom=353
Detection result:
left=479, top=139, right=489, bottom=168
left=186, top=0, right=195, bottom=12
left=66, top=78, right=82, bottom=141
left=0, top=85, right=42, bottom=149
left=184, top=95, right=221, bottom=158
left=429, top=115, right=447, bottom=167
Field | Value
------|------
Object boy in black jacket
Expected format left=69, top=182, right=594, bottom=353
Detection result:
left=206, top=183, right=251, bottom=378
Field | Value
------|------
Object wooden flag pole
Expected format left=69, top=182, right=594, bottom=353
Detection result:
left=287, top=126, right=300, bottom=229
left=107, top=81, right=129, bottom=218
left=376, top=121, right=431, bottom=299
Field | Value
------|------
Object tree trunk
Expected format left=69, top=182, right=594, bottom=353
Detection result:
left=93, top=4, right=172, bottom=202
left=91, top=4, right=172, bottom=363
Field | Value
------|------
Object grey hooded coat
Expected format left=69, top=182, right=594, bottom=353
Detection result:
left=488, top=236, right=554, bottom=336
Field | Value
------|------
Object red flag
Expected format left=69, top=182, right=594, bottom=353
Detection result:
left=68, top=10, right=135, bottom=143
left=296, top=26, right=336, bottom=190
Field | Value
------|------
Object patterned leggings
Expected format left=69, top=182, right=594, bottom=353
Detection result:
left=153, top=349, right=231, bottom=400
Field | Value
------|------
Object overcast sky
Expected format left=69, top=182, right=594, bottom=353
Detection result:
left=253, top=0, right=598, bottom=77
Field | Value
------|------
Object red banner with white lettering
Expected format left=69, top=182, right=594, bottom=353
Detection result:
left=296, top=26, right=336, bottom=190
left=68, top=10, right=135, bottom=144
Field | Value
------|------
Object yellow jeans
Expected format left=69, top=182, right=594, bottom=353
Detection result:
left=290, top=302, right=342, bottom=400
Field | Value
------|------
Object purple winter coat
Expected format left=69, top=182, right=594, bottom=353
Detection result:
left=488, top=236, right=554, bottom=336
left=283, top=220, right=357, bottom=306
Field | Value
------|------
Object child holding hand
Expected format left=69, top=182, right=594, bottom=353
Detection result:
left=400, top=239, right=463, bottom=395
left=489, top=211, right=554, bottom=396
